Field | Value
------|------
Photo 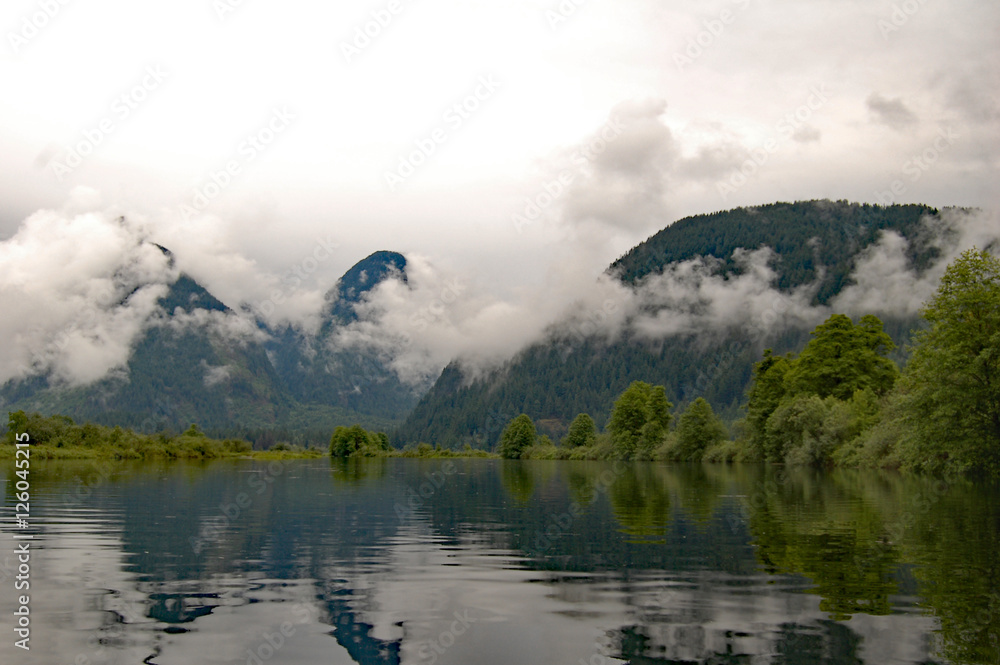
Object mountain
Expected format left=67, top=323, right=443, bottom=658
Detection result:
left=393, top=201, right=960, bottom=448
left=266, top=250, right=420, bottom=422
left=0, top=249, right=417, bottom=446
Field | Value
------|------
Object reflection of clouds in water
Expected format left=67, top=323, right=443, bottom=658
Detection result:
left=0, top=461, right=962, bottom=665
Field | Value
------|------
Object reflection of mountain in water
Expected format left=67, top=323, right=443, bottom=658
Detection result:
left=13, top=459, right=994, bottom=664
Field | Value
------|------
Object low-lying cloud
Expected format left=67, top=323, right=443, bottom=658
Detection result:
left=0, top=188, right=271, bottom=388
left=329, top=206, right=999, bottom=387
left=0, top=190, right=176, bottom=386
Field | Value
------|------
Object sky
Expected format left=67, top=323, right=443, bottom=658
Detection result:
left=1, top=0, right=998, bottom=385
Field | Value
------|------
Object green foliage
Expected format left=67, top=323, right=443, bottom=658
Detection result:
left=745, top=315, right=900, bottom=465
left=764, top=394, right=834, bottom=465
left=329, top=424, right=392, bottom=458
left=0, top=410, right=256, bottom=460
left=783, top=314, right=899, bottom=400
left=608, top=382, right=673, bottom=460
left=744, top=350, right=792, bottom=459
left=563, top=413, right=596, bottom=448
left=396, top=201, right=939, bottom=449
left=611, top=201, right=944, bottom=303
left=672, top=398, right=727, bottom=462
left=890, top=248, right=1000, bottom=474
left=498, top=414, right=537, bottom=459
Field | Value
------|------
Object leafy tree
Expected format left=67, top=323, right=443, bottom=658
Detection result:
left=5, top=410, right=28, bottom=444
left=783, top=314, right=899, bottom=400
left=894, top=248, right=1000, bottom=473
left=498, top=414, right=536, bottom=459
left=608, top=381, right=673, bottom=459
left=764, top=394, right=832, bottom=464
left=745, top=314, right=899, bottom=465
left=563, top=413, right=596, bottom=448
left=745, top=350, right=793, bottom=459
left=183, top=423, right=206, bottom=438
left=330, top=424, right=377, bottom=458
left=373, top=431, right=392, bottom=452
left=674, top=398, right=728, bottom=461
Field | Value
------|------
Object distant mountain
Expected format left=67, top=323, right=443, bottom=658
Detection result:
left=266, top=250, right=420, bottom=423
left=3, top=202, right=982, bottom=450
left=0, top=249, right=417, bottom=446
left=393, top=201, right=956, bottom=448
left=322, top=250, right=407, bottom=329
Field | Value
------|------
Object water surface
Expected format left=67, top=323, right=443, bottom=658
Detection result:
left=1, top=458, right=997, bottom=664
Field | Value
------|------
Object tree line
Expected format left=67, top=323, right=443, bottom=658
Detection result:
left=489, top=248, right=1000, bottom=475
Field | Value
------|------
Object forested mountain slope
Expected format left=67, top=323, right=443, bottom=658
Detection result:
left=395, top=201, right=959, bottom=448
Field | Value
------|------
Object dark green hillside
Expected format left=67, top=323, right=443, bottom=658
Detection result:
left=610, top=201, right=950, bottom=304
left=396, top=201, right=955, bottom=448
left=323, top=250, right=407, bottom=329
left=157, top=274, right=229, bottom=314
left=0, top=250, right=418, bottom=447
left=268, top=250, right=420, bottom=422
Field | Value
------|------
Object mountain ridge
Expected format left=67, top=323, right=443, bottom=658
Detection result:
left=393, top=200, right=975, bottom=448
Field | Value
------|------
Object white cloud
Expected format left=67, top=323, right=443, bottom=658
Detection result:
left=0, top=190, right=176, bottom=385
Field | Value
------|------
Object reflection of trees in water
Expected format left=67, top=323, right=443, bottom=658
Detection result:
left=22, top=458, right=1000, bottom=664
left=608, top=464, right=672, bottom=542
left=500, top=460, right=535, bottom=502
left=330, top=457, right=388, bottom=484
left=744, top=468, right=1000, bottom=662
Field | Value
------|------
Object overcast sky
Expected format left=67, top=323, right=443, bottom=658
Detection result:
left=1, top=0, right=997, bottom=323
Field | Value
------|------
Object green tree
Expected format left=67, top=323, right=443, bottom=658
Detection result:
left=608, top=381, right=673, bottom=459
left=330, top=424, right=374, bottom=458
left=744, top=350, right=793, bottom=459
left=784, top=314, right=899, bottom=400
left=5, top=410, right=28, bottom=444
left=894, top=248, right=1000, bottom=473
left=498, top=414, right=536, bottom=459
left=563, top=413, right=596, bottom=448
left=373, top=431, right=392, bottom=452
left=674, top=398, right=727, bottom=461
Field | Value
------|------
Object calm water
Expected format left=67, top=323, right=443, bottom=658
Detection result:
left=1, top=458, right=998, bottom=665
